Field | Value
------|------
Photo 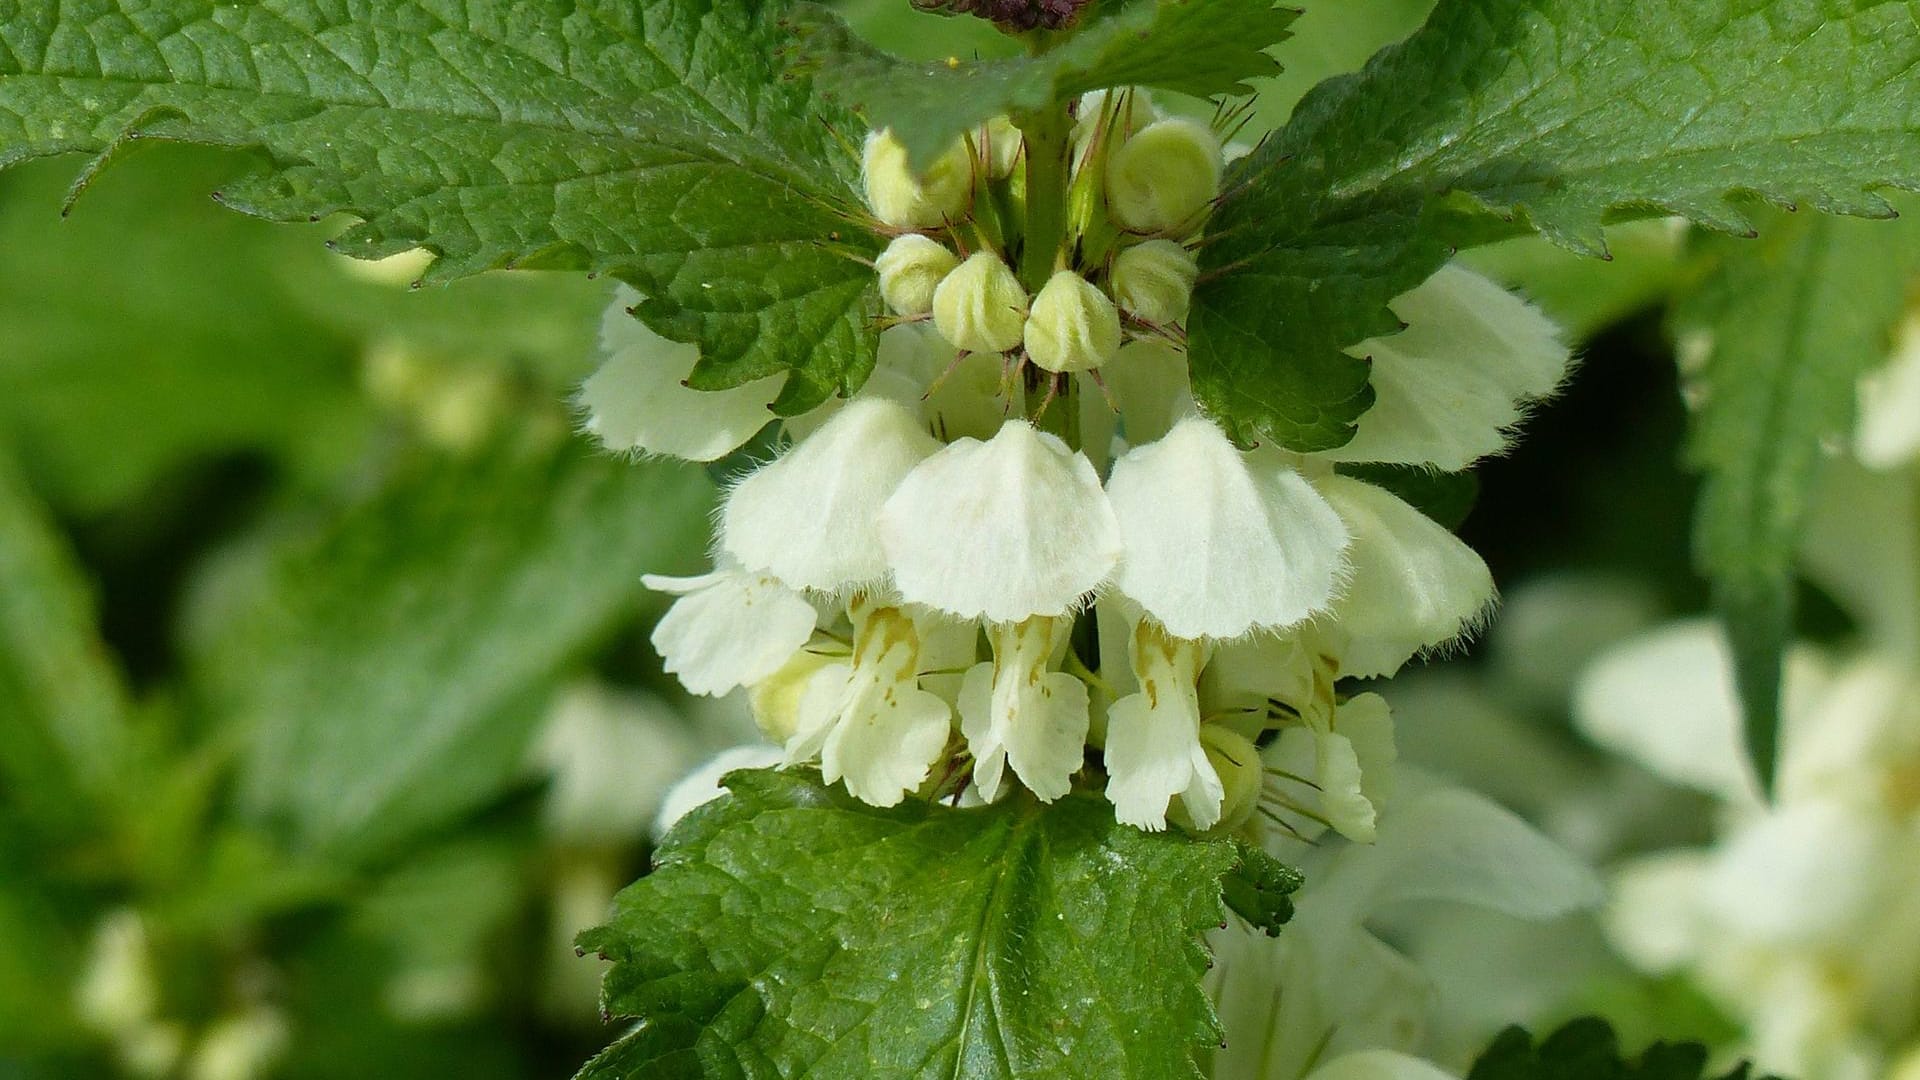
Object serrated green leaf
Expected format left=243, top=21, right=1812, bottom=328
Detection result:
left=0, top=0, right=882, bottom=412
left=575, top=768, right=1238, bottom=1080
left=1194, top=0, right=1920, bottom=450
left=1673, top=208, right=1920, bottom=792
left=1467, top=1016, right=1778, bottom=1080
left=789, top=0, right=1299, bottom=170
left=186, top=441, right=714, bottom=864
left=0, top=447, right=130, bottom=841
left=1218, top=839, right=1301, bottom=937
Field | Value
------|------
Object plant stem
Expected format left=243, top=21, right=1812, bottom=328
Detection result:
left=1011, top=100, right=1072, bottom=295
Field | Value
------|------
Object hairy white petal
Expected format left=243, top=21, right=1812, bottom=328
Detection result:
left=1317, top=475, right=1495, bottom=678
left=581, top=287, right=780, bottom=461
left=958, top=617, right=1090, bottom=803
left=1103, top=624, right=1220, bottom=830
left=642, top=569, right=817, bottom=696
left=723, top=397, right=940, bottom=592
left=1325, top=264, right=1570, bottom=470
left=1108, top=417, right=1350, bottom=638
left=881, top=422, right=1120, bottom=621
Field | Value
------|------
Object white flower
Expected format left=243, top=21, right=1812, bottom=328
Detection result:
left=534, top=683, right=699, bottom=845
left=1106, top=417, right=1350, bottom=639
left=579, top=286, right=780, bottom=462
left=958, top=615, right=1090, bottom=802
left=1317, top=474, right=1496, bottom=678
left=784, top=598, right=970, bottom=807
left=722, top=396, right=940, bottom=593
left=1856, top=312, right=1920, bottom=469
left=643, top=565, right=818, bottom=696
left=1104, top=619, right=1222, bottom=830
left=880, top=421, right=1121, bottom=622
left=1323, top=265, right=1571, bottom=472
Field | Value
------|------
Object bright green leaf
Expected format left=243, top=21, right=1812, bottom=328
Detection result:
left=1672, top=208, right=1920, bottom=791
left=0, top=0, right=882, bottom=412
left=1467, top=1016, right=1779, bottom=1080
left=186, top=441, right=714, bottom=864
left=1194, top=0, right=1920, bottom=450
left=575, top=769, right=1241, bottom=1080
left=789, top=0, right=1299, bottom=170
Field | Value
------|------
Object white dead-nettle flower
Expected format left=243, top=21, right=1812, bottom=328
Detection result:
left=932, top=250, right=1029, bottom=354
left=880, top=420, right=1121, bottom=622
left=1106, top=416, right=1351, bottom=640
left=1265, top=692, right=1398, bottom=844
left=862, top=129, right=973, bottom=229
left=959, top=615, right=1091, bottom=803
left=1105, top=618, right=1223, bottom=831
left=1104, top=117, right=1223, bottom=234
left=722, top=396, right=941, bottom=593
left=783, top=596, right=974, bottom=807
left=1110, top=239, right=1198, bottom=326
left=641, top=564, right=819, bottom=696
left=579, top=285, right=782, bottom=462
left=875, top=233, right=961, bottom=316
left=1024, top=269, right=1122, bottom=373
left=1856, top=311, right=1920, bottom=470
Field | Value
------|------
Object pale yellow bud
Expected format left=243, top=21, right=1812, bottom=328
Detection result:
left=983, top=116, right=1023, bottom=180
left=1023, top=270, right=1121, bottom=373
left=1170, top=726, right=1262, bottom=835
left=749, top=649, right=839, bottom=744
left=1104, top=118, right=1223, bottom=234
left=1110, top=239, right=1198, bottom=325
left=932, top=251, right=1028, bottom=354
left=875, top=233, right=960, bottom=316
left=862, top=130, right=973, bottom=229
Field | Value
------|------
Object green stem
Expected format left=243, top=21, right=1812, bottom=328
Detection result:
left=1011, top=100, right=1073, bottom=295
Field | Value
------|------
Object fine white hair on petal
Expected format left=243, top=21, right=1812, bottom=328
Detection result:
left=579, top=286, right=781, bottom=462
left=1315, top=475, right=1496, bottom=678
left=1107, top=416, right=1351, bottom=639
left=650, top=743, right=785, bottom=840
left=722, top=397, right=940, bottom=593
left=1323, top=264, right=1571, bottom=472
left=880, top=421, right=1121, bottom=622
left=641, top=568, right=818, bottom=696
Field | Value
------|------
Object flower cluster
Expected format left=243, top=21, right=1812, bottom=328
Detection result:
left=581, top=90, right=1572, bottom=839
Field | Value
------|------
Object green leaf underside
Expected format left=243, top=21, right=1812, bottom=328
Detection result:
left=1467, top=1017, right=1775, bottom=1080
left=1194, top=0, right=1920, bottom=451
left=0, top=0, right=881, bottom=412
left=577, top=769, right=1241, bottom=1080
left=788, top=0, right=1299, bottom=170
left=1674, top=208, right=1920, bottom=792
left=190, top=443, right=713, bottom=864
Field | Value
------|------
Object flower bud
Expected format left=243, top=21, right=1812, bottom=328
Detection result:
left=1023, top=270, right=1121, bottom=373
left=863, top=130, right=973, bottom=229
left=1170, top=725, right=1262, bottom=834
left=983, top=116, right=1023, bottom=179
left=1104, top=117, right=1223, bottom=233
left=875, top=233, right=960, bottom=316
left=932, top=250, right=1028, bottom=354
left=1110, top=239, right=1197, bottom=325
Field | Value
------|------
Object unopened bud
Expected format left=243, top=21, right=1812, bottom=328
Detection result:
left=1104, top=118, right=1223, bottom=234
left=1024, top=270, right=1120, bottom=373
left=863, top=130, right=973, bottom=229
left=932, top=251, right=1028, bottom=354
left=1111, top=239, right=1198, bottom=325
left=1072, top=89, right=1153, bottom=163
left=1170, top=726, right=1262, bottom=835
left=876, top=234, right=960, bottom=316
left=983, top=116, right=1023, bottom=180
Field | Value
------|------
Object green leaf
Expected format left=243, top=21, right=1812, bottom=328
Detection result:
left=186, top=441, right=714, bottom=864
left=0, top=0, right=881, bottom=412
left=0, top=447, right=130, bottom=841
left=1467, top=1016, right=1778, bottom=1080
left=1218, top=839, right=1301, bottom=937
left=1672, top=208, right=1920, bottom=792
left=575, top=769, right=1240, bottom=1080
left=1194, top=0, right=1920, bottom=450
left=789, top=0, right=1300, bottom=169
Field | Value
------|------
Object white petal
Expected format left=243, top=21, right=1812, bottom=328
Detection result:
left=651, top=743, right=785, bottom=839
left=1603, top=851, right=1711, bottom=974
left=581, top=287, right=781, bottom=462
left=958, top=618, right=1090, bottom=802
left=1305, top=1051, right=1459, bottom=1080
left=1104, top=624, right=1218, bottom=830
left=723, top=397, right=940, bottom=592
left=1325, top=264, right=1570, bottom=470
left=643, top=569, right=817, bottom=696
left=1703, top=800, right=1891, bottom=947
left=1108, top=417, right=1350, bottom=638
left=1358, top=785, right=1603, bottom=921
left=880, top=422, right=1121, bottom=622
left=820, top=682, right=953, bottom=808
left=1317, top=475, right=1495, bottom=678
left=1856, top=313, right=1920, bottom=469
left=1316, top=692, right=1397, bottom=843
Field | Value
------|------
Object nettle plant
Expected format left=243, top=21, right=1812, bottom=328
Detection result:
left=4, top=0, right=1918, bottom=1076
